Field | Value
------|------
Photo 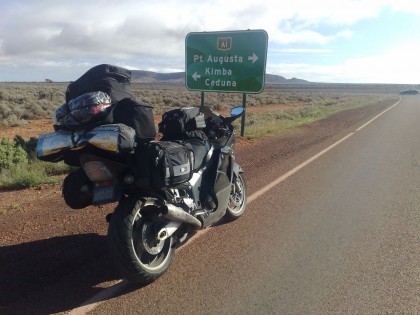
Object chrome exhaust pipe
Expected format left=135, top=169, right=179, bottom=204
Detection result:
left=163, top=204, right=202, bottom=228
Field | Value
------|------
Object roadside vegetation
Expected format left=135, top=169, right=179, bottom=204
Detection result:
left=0, top=136, right=71, bottom=190
left=0, top=82, right=401, bottom=189
left=242, top=93, right=395, bottom=138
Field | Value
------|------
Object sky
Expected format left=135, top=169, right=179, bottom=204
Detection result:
left=0, top=0, right=420, bottom=83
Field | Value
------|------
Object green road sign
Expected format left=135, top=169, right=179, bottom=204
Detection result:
left=185, top=30, right=268, bottom=93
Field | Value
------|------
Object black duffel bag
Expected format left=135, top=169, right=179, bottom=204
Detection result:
left=66, top=64, right=134, bottom=103
left=110, top=98, right=156, bottom=141
left=158, top=107, right=206, bottom=141
left=147, top=141, right=193, bottom=188
left=64, top=64, right=156, bottom=140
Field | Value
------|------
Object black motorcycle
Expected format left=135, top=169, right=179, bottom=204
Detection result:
left=38, top=104, right=247, bottom=284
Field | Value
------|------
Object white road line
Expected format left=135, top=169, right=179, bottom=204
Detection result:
left=68, top=98, right=401, bottom=314
left=68, top=280, right=129, bottom=315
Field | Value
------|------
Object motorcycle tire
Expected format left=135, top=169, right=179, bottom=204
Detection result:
left=108, top=196, right=175, bottom=284
left=225, top=172, right=247, bottom=221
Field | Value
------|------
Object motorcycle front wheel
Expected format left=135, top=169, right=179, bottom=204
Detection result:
left=225, top=172, right=247, bottom=221
left=108, top=196, right=174, bottom=284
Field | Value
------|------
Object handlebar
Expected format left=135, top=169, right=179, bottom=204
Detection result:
left=201, top=106, right=245, bottom=140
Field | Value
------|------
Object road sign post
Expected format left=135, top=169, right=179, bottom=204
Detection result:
left=185, top=29, right=268, bottom=135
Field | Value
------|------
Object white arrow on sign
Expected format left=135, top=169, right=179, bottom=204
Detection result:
left=192, top=72, right=201, bottom=81
left=248, top=53, right=259, bottom=64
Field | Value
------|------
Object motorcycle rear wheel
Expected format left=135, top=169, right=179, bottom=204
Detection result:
left=108, top=196, right=174, bottom=284
left=225, top=172, right=247, bottom=220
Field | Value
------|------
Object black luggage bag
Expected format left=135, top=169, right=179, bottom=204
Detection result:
left=64, top=64, right=156, bottom=140
left=110, top=98, right=156, bottom=141
left=158, top=107, right=206, bottom=140
left=66, top=64, right=134, bottom=103
left=147, top=141, right=193, bottom=188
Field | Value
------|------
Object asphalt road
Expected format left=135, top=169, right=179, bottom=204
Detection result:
left=80, top=96, right=419, bottom=314
left=2, top=96, right=418, bottom=314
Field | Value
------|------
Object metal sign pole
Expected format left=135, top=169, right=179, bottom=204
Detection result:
left=241, top=93, right=247, bottom=136
left=200, top=91, right=205, bottom=110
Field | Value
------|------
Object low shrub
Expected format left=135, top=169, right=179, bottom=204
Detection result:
left=0, top=135, right=72, bottom=189
left=13, top=135, right=38, bottom=160
left=0, top=163, right=56, bottom=189
left=0, top=138, right=28, bottom=170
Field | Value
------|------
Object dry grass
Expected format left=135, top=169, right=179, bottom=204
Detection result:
left=0, top=81, right=403, bottom=127
left=0, top=82, right=401, bottom=190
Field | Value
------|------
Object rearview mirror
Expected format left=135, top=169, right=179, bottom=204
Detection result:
left=230, top=106, right=245, bottom=117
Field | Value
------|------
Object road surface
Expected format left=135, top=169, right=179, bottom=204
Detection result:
left=90, top=95, right=419, bottom=314
left=1, top=96, right=418, bottom=314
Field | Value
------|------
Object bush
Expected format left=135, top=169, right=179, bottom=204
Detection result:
left=0, top=135, right=73, bottom=189
left=13, top=135, right=38, bottom=160
left=0, top=138, right=28, bottom=170
left=0, top=163, right=56, bottom=189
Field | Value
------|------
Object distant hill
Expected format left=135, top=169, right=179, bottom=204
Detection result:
left=264, top=74, right=309, bottom=84
left=131, top=70, right=309, bottom=84
left=131, top=70, right=185, bottom=83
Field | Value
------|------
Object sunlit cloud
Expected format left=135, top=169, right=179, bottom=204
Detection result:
left=271, top=48, right=335, bottom=55
left=0, top=0, right=419, bottom=82
left=268, top=42, right=420, bottom=83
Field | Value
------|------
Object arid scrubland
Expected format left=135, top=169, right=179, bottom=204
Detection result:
left=0, top=82, right=399, bottom=128
left=0, top=82, right=400, bottom=189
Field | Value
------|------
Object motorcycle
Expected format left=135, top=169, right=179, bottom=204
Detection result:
left=44, top=105, right=247, bottom=284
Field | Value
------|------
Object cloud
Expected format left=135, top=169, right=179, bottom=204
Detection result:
left=339, top=43, right=420, bottom=83
left=0, top=0, right=419, bottom=81
left=268, top=41, right=420, bottom=83
left=0, top=0, right=367, bottom=58
left=272, top=48, right=335, bottom=54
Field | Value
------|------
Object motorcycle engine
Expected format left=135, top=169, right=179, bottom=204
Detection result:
left=169, top=189, right=197, bottom=213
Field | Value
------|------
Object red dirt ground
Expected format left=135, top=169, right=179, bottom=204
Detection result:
left=0, top=98, right=397, bottom=314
